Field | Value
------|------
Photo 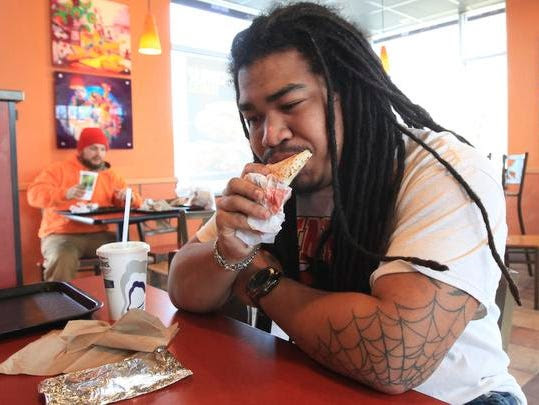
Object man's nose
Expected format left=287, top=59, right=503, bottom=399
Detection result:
left=262, top=113, right=292, bottom=147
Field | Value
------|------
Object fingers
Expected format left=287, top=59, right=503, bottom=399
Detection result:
left=214, top=173, right=270, bottom=257
left=240, top=162, right=271, bottom=178
left=67, top=185, right=86, bottom=200
left=216, top=193, right=269, bottom=233
left=214, top=163, right=274, bottom=259
left=223, top=176, right=264, bottom=201
left=215, top=204, right=266, bottom=234
left=220, top=177, right=269, bottom=218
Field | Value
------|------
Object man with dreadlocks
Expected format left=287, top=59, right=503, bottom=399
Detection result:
left=168, top=3, right=525, bottom=404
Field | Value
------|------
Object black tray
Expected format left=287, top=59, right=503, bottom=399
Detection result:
left=57, top=206, right=123, bottom=216
left=134, top=206, right=205, bottom=214
left=133, top=207, right=185, bottom=214
left=0, top=281, right=103, bottom=337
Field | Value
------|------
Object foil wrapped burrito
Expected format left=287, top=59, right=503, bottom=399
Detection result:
left=38, top=347, right=192, bottom=405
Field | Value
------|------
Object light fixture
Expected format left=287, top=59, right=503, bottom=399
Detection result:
left=138, top=0, right=162, bottom=55
left=380, top=45, right=390, bottom=72
left=379, top=0, right=389, bottom=73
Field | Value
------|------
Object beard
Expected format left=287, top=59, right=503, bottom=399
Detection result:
left=79, top=156, right=104, bottom=171
left=292, top=171, right=330, bottom=195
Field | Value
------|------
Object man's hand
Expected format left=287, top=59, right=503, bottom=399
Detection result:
left=168, top=163, right=277, bottom=314
left=215, top=163, right=272, bottom=263
left=65, top=185, right=86, bottom=200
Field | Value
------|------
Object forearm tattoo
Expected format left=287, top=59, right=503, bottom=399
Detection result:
left=310, top=286, right=475, bottom=391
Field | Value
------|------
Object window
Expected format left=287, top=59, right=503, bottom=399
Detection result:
left=372, top=7, right=507, bottom=160
left=170, top=1, right=253, bottom=194
left=171, top=2, right=508, bottom=194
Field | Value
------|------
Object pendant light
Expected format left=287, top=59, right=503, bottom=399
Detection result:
left=380, top=45, right=390, bottom=72
left=379, top=0, right=390, bottom=73
left=138, top=0, right=162, bottom=55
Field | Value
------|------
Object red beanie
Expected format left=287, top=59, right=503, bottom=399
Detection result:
left=77, top=127, right=109, bottom=151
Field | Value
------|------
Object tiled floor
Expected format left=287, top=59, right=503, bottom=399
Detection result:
left=507, top=267, right=539, bottom=404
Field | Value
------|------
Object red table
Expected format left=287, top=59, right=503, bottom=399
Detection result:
left=0, top=276, right=443, bottom=404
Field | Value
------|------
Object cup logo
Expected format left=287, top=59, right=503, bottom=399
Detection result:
left=120, top=259, right=147, bottom=313
left=99, top=257, right=111, bottom=277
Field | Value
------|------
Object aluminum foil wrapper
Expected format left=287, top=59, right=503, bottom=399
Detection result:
left=38, top=347, right=192, bottom=404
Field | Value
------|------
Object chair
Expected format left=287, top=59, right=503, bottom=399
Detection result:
left=505, top=235, right=539, bottom=310
left=146, top=209, right=214, bottom=263
left=502, top=153, right=528, bottom=234
left=502, top=153, right=533, bottom=276
left=38, top=255, right=101, bottom=281
left=143, top=216, right=183, bottom=263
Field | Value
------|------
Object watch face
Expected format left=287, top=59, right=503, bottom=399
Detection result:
left=252, top=268, right=272, bottom=286
left=247, top=267, right=279, bottom=294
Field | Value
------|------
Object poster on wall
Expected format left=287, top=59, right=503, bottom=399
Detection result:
left=51, top=0, right=131, bottom=74
left=54, top=71, right=133, bottom=149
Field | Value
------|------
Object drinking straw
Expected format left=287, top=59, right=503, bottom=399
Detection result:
left=121, top=188, right=132, bottom=244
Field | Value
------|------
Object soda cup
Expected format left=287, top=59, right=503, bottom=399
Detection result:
left=96, top=241, right=150, bottom=320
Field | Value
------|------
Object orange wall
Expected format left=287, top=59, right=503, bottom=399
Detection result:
left=507, top=0, right=539, bottom=165
left=0, top=0, right=174, bottom=283
left=506, top=0, right=539, bottom=234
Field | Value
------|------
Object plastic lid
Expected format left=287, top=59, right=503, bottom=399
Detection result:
left=96, top=241, right=150, bottom=255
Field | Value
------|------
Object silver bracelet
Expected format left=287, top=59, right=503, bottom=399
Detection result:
left=213, top=240, right=260, bottom=272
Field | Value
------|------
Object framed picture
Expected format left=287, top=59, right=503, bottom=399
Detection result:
left=51, top=0, right=131, bottom=74
left=54, top=71, right=133, bottom=149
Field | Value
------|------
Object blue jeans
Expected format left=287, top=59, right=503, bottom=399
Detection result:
left=465, top=391, right=519, bottom=405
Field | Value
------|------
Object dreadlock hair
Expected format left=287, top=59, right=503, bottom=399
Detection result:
left=229, top=2, right=520, bottom=305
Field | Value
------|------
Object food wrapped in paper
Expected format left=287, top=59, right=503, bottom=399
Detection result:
left=236, top=150, right=312, bottom=246
left=38, top=347, right=192, bottom=405
left=69, top=202, right=99, bottom=213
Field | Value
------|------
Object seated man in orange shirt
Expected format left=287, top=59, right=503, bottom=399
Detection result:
left=27, top=127, right=142, bottom=281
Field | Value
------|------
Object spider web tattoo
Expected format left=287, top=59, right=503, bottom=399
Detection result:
left=311, top=290, right=474, bottom=391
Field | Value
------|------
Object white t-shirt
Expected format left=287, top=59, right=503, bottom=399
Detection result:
left=370, top=129, right=525, bottom=404
left=196, top=129, right=526, bottom=404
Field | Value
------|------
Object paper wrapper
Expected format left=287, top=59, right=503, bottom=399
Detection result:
left=235, top=173, right=292, bottom=246
left=0, top=309, right=178, bottom=376
left=38, top=347, right=192, bottom=405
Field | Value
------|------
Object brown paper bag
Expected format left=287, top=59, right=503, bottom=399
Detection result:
left=0, top=309, right=178, bottom=376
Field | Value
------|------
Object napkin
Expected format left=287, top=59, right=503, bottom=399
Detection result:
left=0, top=309, right=178, bottom=376
left=236, top=172, right=291, bottom=246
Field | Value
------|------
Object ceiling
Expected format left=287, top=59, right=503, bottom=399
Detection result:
left=207, top=0, right=505, bottom=38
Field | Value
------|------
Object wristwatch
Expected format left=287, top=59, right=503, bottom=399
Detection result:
left=246, top=267, right=282, bottom=308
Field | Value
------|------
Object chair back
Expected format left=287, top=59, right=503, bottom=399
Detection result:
left=502, top=152, right=529, bottom=235
left=177, top=208, right=214, bottom=245
left=502, top=152, right=528, bottom=189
